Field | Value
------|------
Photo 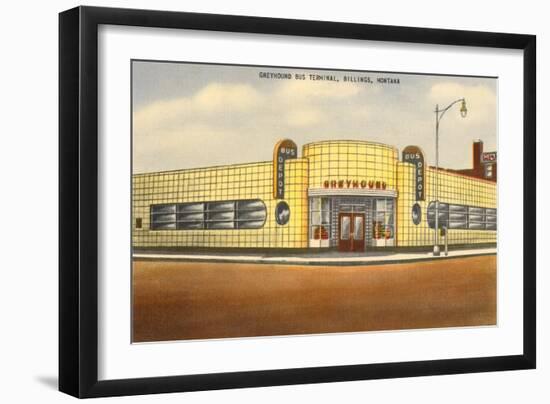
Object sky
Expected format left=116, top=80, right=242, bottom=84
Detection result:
left=132, top=60, right=497, bottom=174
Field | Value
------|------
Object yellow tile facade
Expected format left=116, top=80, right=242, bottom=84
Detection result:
left=303, top=140, right=398, bottom=190
left=133, top=159, right=309, bottom=249
left=396, top=164, right=497, bottom=247
left=132, top=139, right=496, bottom=250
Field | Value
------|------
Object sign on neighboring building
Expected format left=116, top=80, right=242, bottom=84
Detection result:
left=402, top=145, right=425, bottom=201
left=481, top=151, right=497, bottom=164
left=273, top=139, right=298, bottom=199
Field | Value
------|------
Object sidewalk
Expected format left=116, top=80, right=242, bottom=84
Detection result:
left=133, top=247, right=497, bottom=266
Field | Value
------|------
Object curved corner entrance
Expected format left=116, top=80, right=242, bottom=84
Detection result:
left=309, top=192, right=396, bottom=252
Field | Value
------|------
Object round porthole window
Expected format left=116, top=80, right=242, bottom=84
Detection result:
left=275, top=201, right=290, bottom=225
left=412, top=203, right=422, bottom=225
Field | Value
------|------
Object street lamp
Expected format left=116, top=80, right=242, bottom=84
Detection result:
left=433, top=98, right=467, bottom=256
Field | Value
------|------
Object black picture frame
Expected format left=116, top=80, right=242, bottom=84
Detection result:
left=59, top=6, right=536, bottom=398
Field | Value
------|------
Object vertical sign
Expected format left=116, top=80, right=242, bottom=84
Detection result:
left=273, top=139, right=298, bottom=199
left=402, top=145, right=425, bottom=201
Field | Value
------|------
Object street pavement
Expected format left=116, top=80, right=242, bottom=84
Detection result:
left=132, top=254, right=497, bottom=342
left=133, top=247, right=497, bottom=266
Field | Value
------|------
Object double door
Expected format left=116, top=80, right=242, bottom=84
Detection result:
left=338, top=213, right=365, bottom=252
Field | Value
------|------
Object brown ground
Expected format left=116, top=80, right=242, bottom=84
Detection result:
left=132, top=255, right=496, bottom=342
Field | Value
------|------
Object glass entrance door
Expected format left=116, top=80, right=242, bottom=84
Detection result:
left=338, top=213, right=365, bottom=252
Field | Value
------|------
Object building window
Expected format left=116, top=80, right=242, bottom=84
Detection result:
left=427, top=202, right=496, bottom=230
left=485, top=164, right=494, bottom=178
left=411, top=203, right=421, bottom=225
left=178, top=202, right=206, bottom=229
left=150, top=204, right=177, bottom=230
left=206, top=201, right=235, bottom=229
left=372, top=198, right=394, bottom=240
left=310, top=198, right=331, bottom=240
left=135, top=218, right=142, bottom=229
left=485, top=208, right=497, bottom=230
left=237, top=200, right=268, bottom=229
left=150, top=199, right=266, bottom=230
left=274, top=201, right=291, bottom=225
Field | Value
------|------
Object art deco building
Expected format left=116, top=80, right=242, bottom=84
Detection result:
left=132, top=139, right=496, bottom=252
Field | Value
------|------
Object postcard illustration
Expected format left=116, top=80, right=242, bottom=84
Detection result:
left=131, top=61, right=497, bottom=343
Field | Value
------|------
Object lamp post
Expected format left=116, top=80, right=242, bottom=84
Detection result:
left=433, top=98, right=467, bottom=256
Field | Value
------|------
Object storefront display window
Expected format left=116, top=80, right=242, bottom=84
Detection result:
left=310, top=198, right=331, bottom=245
left=372, top=198, right=394, bottom=246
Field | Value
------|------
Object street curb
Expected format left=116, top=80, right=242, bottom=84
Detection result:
left=132, top=252, right=497, bottom=266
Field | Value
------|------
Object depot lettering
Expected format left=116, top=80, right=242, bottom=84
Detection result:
left=402, top=145, right=425, bottom=201
left=323, top=179, right=387, bottom=190
left=273, top=139, right=298, bottom=199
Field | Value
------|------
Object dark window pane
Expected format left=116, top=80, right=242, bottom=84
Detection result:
left=177, top=212, right=204, bottom=221
left=469, top=214, right=484, bottom=223
left=468, top=206, right=485, bottom=215
left=237, top=210, right=266, bottom=221
left=207, top=221, right=235, bottom=229
left=208, top=211, right=235, bottom=221
left=177, top=222, right=204, bottom=230
left=152, top=213, right=176, bottom=223
left=238, top=220, right=265, bottom=229
left=177, top=203, right=204, bottom=213
left=449, top=221, right=468, bottom=229
left=151, top=204, right=176, bottom=214
left=207, top=201, right=235, bottom=211
left=449, top=204, right=467, bottom=213
left=151, top=222, right=176, bottom=230
left=237, top=200, right=265, bottom=211
left=449, top=213, right=467, bottom=222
